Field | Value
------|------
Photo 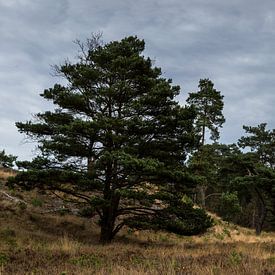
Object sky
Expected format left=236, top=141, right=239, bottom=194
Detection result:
left=0, top=0, right=274, bottom=160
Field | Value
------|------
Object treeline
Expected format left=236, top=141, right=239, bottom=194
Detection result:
left=1, top=35, right=274, bottom=243
left=183, top=78, right=275, bottom=235
left=188, top=124, right=275, bottom=235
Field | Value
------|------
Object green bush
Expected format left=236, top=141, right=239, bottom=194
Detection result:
left=228, top=250, right=243, bottom=266
left=125, top=202, right=213, bottom=236
left=218, top=192, right=242, bottom=222
left=31, top=198, right=43, bottom=207
left=0, top=253, right=9, bottom=266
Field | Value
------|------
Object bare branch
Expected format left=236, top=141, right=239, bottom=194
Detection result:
left=0, top=190, right=27, bottom=205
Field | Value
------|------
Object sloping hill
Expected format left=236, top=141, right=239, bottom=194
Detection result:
left=0, top=169, right=275, bottom=274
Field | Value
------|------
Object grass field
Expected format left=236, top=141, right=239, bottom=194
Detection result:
left=0, top=170, right=275, bottom=274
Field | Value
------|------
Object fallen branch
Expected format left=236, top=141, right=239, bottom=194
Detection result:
left=0, top=190, right=28, bottom=205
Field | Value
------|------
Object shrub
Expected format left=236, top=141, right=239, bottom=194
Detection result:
left=31, top=198, right=43, bottom=207
left=125, top=201, right=213, bottom=236
left=218, top=192, right=242, bottom=222
left=0, top=253, right=9, bottom=266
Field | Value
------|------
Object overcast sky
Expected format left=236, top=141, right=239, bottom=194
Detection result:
left=0, top=0, right=274, bottom=160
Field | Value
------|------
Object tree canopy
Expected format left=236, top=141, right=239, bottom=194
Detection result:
left=186, top=79, right=225, bottom=146
left=238, top=123, right=275, bottom=168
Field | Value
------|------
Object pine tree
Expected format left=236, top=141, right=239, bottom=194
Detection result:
left=0, top=150, right=17, bottom=169
left=186, top=79, right=225, bottom=207
left=216, top=124, right=275, bottom=234
left=235, top=124, right=275, bottom=234
left=9, top=35, right=212, bottom=243
left=238, top=123, right=275, bottom=168
left=186, top=79, right=225, bottom=146
left=230, top=154, right=275, bottom=235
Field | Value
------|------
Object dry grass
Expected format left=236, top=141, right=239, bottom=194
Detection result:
left=0, top=174, right=274, bottom=274
left=0, top=169, right=16, bottom=181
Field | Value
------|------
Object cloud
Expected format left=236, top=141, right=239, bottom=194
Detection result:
left=0, top=0, right=274, bottom=160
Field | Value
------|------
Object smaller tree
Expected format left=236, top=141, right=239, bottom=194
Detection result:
left=187, top=143, right=219, bottom=207
left=218, top=192, right=242, bottom=222
left=0, top=150, right=17, bottom=169
left=232, top=159, right=275, bottom=235
left=188, top=143, right=240, bottom=208
left=236, top=124, right=275, bottom=234
left=238, top=123, right=275, bottom=168
left=186, top=79, right=225, bottom=146
left=186, top=79, right=225, bottom=207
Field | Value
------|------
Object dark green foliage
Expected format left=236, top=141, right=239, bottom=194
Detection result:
left=235, top=124, right=275, bottom=234
left=125, top=199, right=213, bottom=235
left=208, top=124, right=275, bottom=234
left=187, top=143, right=240, bottom=208
left=188, top=143, right=240, bottom=187
left=10, top=35, right=211, bottom=243
left=186, top=79, right=225, bottom=145
left=0, top=253, right=9, bottom=266
left=218, top=192, right=242, bottom=222
left=186, top=80, right=225, bottom=207
left=31, top=198, right=43, bottom=207
left=0, top=150, right=17, bottom=169
left=232, top=160, right=275, bottom=234
left=238, top=123, right=275, bottom=168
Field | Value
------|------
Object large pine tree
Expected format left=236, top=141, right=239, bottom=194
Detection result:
left=10, top=36, right=212, bottom=243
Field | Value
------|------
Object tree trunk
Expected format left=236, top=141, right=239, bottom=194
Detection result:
left=252, top=207, right=256, bottom=229
left=100, top=223, right=115, bottom=244
left=87, top=157, right=94, bottom=176
left=255, top=191, right=267, bottom=235
left=198, top=117, right=206, bottom=208
left=198, top=185, right=207, bottom=208
left=99, top=192, right=120, bottom=244
left=255, top=203, right=266, bottom=235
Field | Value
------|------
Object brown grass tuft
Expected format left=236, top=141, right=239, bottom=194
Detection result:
left=0, top=168, right=16, bottom=181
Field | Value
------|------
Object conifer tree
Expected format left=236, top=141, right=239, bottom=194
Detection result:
left=186, top=79, right=225, bottom=207
left=238, top=123, right=275, bottom=168
left=186, top=79, right=225, bottom=146
left=0, top=150, right=17, bottom=169
left=9, top=35, right=212, bottom=243
left=216, top=124, right=275, bottom=234
left=235, top=124, right=275, bottom=234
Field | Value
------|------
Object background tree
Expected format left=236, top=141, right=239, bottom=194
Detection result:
left=0, top=150, right=17, bottom=169
left=238, top=123, right=275, bottom=168
left=186, top=79, right=225, bottom=207
left=186, top=79, right=225, bottom=146
left=187, top=143, right=219, bottom=207
left=218, top=191, right=242, bottom=222
left=9, top=35, right=212, bottom=243
left=234, top=124, right=275, bottom=234
left=232, top=160, right=275, bottom=235
left=210, top=124, right=275, bottom=234
left=187, top=143, right=241, bottom=210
